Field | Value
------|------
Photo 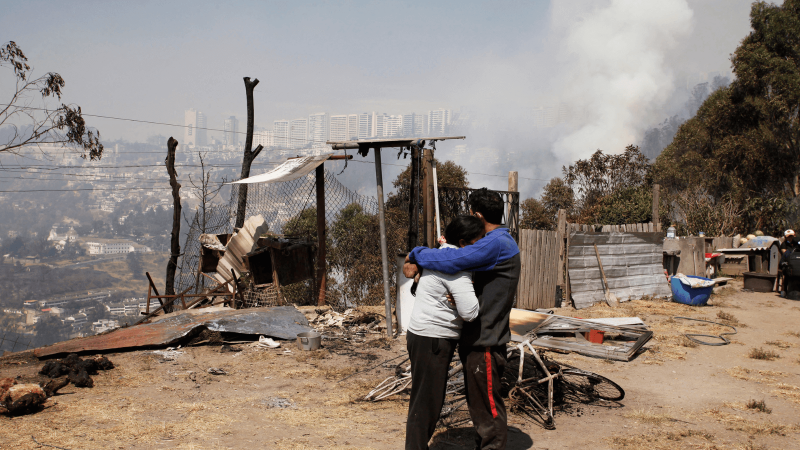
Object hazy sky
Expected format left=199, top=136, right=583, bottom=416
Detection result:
left=1, top=0, right=759, bottom=196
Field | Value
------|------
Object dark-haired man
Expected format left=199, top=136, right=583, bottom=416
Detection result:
left=404, top=187, right=520, bottom=449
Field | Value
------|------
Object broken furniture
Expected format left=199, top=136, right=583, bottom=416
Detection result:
left=35, top=306, right=313, bottom=358
left=243, top=236, right=315, bottom=292
left=509, top=308, right=653, bottom=361
left=138, top=272, right=237, bottom=325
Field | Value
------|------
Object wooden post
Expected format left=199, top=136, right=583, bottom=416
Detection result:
left=374, top=149, right=393, bottom=337
left=565, top=221, right=572, bottom=308
left=508, top=171, right=518, bottom=229
left=235, top=77, right=264, bottom=229
left=407, top=145, right=421, bottom=251
left=164, top=137, right=180, bottom=313
left=652, top=184, right=661, bottom=232
left=423, top=150, right=434, bottom=247
left=557, top=209, right=567, bottom=293
left=316, top=164, right=326, bottom=306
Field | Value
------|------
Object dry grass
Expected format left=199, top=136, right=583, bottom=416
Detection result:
left=717, top=311, right=744, bottom=327
left=623, top=409, right=677, bottom=425
left=765, top=340, right=795, bottom=349
left=783, top=331, right=800, bottom=339
left=705, top=408, right=798, bottom=436
left=748, top=348, right=781, bottom=361
left=608, top=429, right=715, bottom=450
left=745, top=399, right=772, bottom=414
left=726, top=366, right=787, bottom=383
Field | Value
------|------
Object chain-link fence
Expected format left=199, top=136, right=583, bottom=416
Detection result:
left=176, top=169, right=391, bottom=311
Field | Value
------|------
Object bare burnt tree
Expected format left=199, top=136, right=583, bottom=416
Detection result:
left=234, top=77, right=264, bottom=229
left=186, top=151, right=227, bottom=291
left=0, top=41, right=102, bottom=159
left=164, top=137, right=181, bottom=312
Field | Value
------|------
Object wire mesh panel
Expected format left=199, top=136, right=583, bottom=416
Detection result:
left=438, top=186, right=520, bottom=241
left=176, top=169, right=391, bottom=311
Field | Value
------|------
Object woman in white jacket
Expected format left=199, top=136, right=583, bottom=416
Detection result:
left=405, top=215, right=484, bottom=450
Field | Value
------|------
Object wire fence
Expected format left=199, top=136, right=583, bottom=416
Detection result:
left=175, top=170, right=520, bottom=312
left=0, top=329, right=35, bottom=354
left=176, top=169, right=391, bottom=311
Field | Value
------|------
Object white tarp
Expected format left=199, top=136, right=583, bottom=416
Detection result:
left=231, top=154, right=331, bottom=185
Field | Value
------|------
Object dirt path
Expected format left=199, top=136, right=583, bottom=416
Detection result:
left=3, top=280, right=800, bottom=449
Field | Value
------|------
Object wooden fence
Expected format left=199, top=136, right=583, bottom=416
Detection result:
left=568, top=222, right=662, bottom=233
left=516, top=229, right=561, bottom=310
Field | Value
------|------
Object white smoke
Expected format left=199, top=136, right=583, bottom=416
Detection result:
left=550, top=0, right=694, bottom=161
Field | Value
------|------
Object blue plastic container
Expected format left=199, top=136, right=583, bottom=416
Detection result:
left=670, top=276, right=714, bottom=306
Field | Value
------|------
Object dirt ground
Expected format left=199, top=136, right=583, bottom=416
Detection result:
left=3, top=280, right=800, bottom=449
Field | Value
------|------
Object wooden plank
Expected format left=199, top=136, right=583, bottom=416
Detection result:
left=517, top=229, right=525, bottom=308
left=544, top=231, right=553, bottom=308
left=519, top=230, right=530, bottom=309
left=530, top=230, right=537, bottom=308
left=545, top=230, right=554, bottom=308
left=652, top=184, right=660, bottom=231
left=540, top=231, right=550, bottom=308
left=548, top=231, right=558, bottom=307
left=524, top=229, right=533, bottom=309
left=537, top=230, right=546, bottom=308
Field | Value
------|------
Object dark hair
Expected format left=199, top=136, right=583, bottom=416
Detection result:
left=444, top=215, right=484, bottom=246
left=468, top=188, right=504, bottom=224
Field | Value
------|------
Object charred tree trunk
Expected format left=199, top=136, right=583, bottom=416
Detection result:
left=164, top=136, right=181, bottom=312
left=235, top=77, right=264, bottom=229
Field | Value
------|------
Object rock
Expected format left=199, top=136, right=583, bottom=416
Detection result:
left=1, top=384, right=46, bottom=415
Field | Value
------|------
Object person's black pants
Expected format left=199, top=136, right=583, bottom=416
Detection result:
left=459, top=345, right=508, bottom=450
left=405, top=332, right=457, bottom=450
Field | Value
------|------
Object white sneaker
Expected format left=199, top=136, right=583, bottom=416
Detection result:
left=258, top=336, right=281, bottom=348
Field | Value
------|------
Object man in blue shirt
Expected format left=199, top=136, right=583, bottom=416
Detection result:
left=404, top=188, right=521, bottom=450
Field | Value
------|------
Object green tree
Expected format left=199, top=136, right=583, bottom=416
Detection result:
left=519, top=198, right=554, bottom=230
left=653, top=0, right=800, bottom=235
left=329, top=203, right=384, bottom=307
left=563, top=146, right=650, bottom=223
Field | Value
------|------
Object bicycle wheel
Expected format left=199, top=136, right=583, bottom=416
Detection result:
left=560, top=369, right=624, bottom=401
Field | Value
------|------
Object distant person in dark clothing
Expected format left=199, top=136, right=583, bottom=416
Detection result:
left=404, top=188, right=521, bottom=450
left=781, top=229, right=797, bottom=255
left=779, top=230, right=797, bottom=297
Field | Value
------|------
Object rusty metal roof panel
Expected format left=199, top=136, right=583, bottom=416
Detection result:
left=34, top=306, right=312, bottom=358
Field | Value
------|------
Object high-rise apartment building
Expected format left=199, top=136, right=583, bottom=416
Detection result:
left=253, top=126, right=274, bottom=148
left=427, top=109, right=451, bottom=135
left=184, top=109, right=207, bottom=148
left=384, top=115, right=403, bottom=137
left=415, top=114, right=428, bottom=136
left=331, top=114, right=359, bottom=141
left=373, top=113, right=387, bottom=138
left=307, top=113, right=328, bottom=146
left=223, top=116, right=239, bottom=147
left=402, top=113, right=416, bottom=137
left=290, top=118, right=308, bottom=149
left=357, top=113, right=372, bottom=140
left=274, top=120, right=290, bottom=148
left=347, top=114, right=357, bottom=140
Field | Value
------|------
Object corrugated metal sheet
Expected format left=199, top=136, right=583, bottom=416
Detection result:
left=34, top=306, right=312, bottom=358
left=568, top=232, right=671, bottom=309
